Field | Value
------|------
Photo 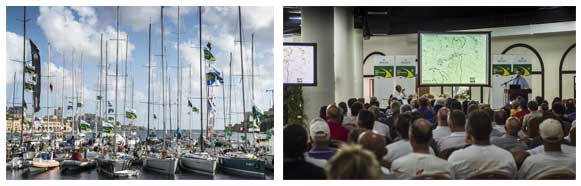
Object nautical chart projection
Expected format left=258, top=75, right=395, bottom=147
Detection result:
left=283, top=43, right=316, bottom=85
left=419, top=32, right=489, bottom=86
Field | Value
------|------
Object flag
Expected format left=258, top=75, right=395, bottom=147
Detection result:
left=192, top=107, right=199, bottom=113
left=25, top=64, right=37, bottom=77
left=125, top=109, right=137, bottom=120
left=77, top=102, right=84, bottom=108
left=107, top=101, right=114, bottom=113
left=153, top=114, right=157, bottom=119
left=49, top=83, right=53, bottom=92
left=206, top=42, right=212, bottom=51
left=80, top=120, right=92, bottom=132
left=207, top=98, right=216, bottom=113
left=204, top=48, right=217, bottom=62
left=30, top=40, right=41, bottom=113
left=252, top=101, right=264, bottom=129
left=206, top=71, right=224, bottom=86
left=102, top=121, right=114, bottom=134
left=24, top=82, right=35, bottom=92
left=226, top=127, right=233, bottom=137
left=176, top=127, right=182, bottom=140
left=107, top=116, right=114, bottom=122
left=23, top=99, right=27, bottom=111
left=187, top=100, right=193, bottom=107
left=96, top=95, right=102, bottom=100
left=67, top=101, right=73, bottom=110
left=34, top=116, right=42, bottom=126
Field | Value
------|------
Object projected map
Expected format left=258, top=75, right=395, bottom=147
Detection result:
left=420, top=33, right=489, bottom=85
left=283, top=44, right=316, bottom=85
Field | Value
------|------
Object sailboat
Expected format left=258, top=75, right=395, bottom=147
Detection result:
left=142, top=6, right=178, bottom=175
left=217, top=7, right=266, bottom=178
left=179, top=6, right=217, bottom=176
left=96, top=7, right=137, bottom=177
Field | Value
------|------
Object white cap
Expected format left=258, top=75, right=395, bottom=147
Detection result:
left=539, top=119, right=564, bottom=143
left=309, top=118, right=330, bottom=141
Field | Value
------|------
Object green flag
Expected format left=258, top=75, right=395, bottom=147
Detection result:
left=79, top=120, right=92, bottom=132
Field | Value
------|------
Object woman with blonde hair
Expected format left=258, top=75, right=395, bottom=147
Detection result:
left=325, top=144, right=382, bottom=179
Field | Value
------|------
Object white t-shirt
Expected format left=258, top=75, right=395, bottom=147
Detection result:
left=518, top=151, right=576, bottom=179
left=448, top=144, right=517, bottom=179
left=432, top=126, right=451, bottom=142
left=391, top=153, right=452, bottom=179
left=384, top=140, right=435, bottom=163
left=527, top=144, right=576, bottom=155
left=373, top=121, right=391, bottom=140
left=437, top=132, right=467, bottom=151
left=342, top=115, right=357, bottom=130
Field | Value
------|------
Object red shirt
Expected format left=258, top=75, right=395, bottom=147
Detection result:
left=327, top=119, right=349, bottom=142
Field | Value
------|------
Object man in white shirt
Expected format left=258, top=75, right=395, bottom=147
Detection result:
left=438, top=109, right=467, bottom=151
left=432, top=107, right=451, bottom=142
left=390, top=85, right=408, bottom=104
left=518, top=119, right=576, bottom=179
left=384, top=112, right=435, bottom=164
left=491, top=110, right=507, bottom=137
left=448, top=110, right=517, bottom=179
left=391, top=118, right=452, bottom=179
left=359, top=131, right=396, bottom=179
left=343, top=102, right=363, bottom=129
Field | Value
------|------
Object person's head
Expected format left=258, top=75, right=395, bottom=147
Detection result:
left=358, top=131, right=387, bottom=162
left=358, top=98, right=365, bottom=104
left=400, top=104, right=413, bottom=113
left=494, top=110, right=507, bottom=126
left=390, top=101, right=401, bottom=114
left=516, top=68, right=523, bottom=76
left=309, top=119, right=331, bottom=148
left=395, top=85, right=402, bottom=92
left=370, top=97, right=380, bottom=107
left=357, top=109, right=375, bottom=130
left=527, top=101, right=538, bottom=112
left=435, top=98, right=447, bottom=107
left=467, top=104, right=479, bottom=114
left=284, top=124, right=308, bottom=158
left=535, top=96, right=544, bottom=106
left=409, top=118, right=433, bottom=147
left=347, top=98, right=357, bottom=108
left=519, top=98, right=528, bottom=110
left=325, top=144, right=382, bottom=180
left=541, top=102, right=550, bottom=112
left=326, top=103, right=341, bottom=122
left=418, top=97, right=429, bottom=108
left=348, top=128, right=364, bottom=144
left=436, top=107, right=450, bottom=126
left=505, top=117, right=522, bottom=137
left=448, top=109, right=466, bottom=131
left=319, top=106, right=328, bottom=120
left=395, top=112, right=420, bottom=139
left=539, top=119, right=564, bottom=147
left=449, top=100, right=462, bottom=111
left=552, top=102, right=565, bottom=115
left=466, top=110, right=492, bottom=143
left=368, top=106, right=381, bottom=121
left=565, top=99, right=575, bottom=113
left=350, top=102, right=363, bottom=117
left=338, top=102, right=348, bottom=116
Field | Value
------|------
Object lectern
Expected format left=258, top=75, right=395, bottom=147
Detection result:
left=505, top=89, right=532, bottom=103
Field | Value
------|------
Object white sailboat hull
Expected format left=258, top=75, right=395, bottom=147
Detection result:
left=143, top=157, right=178, bottom=175
left=179, top=156, right=217, bottom=175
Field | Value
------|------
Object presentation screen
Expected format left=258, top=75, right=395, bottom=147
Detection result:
left=283, top=43, right=317, bottom=86
left=418, top=32, right=491, bottom=86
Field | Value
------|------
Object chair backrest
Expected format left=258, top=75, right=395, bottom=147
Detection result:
left=438, top=148, right=459, bottom=160
left=412, top=173, right=451, bottom=180
left=466, top=171, right=512, bottom=180
left=527, top=117, right=542, bottom=138
left=537, top=169, right=576, bottom=180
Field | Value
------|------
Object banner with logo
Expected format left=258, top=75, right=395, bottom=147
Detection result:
left=373, top=56, right=395, bottom=107
left=395, top=55, right=417, bottom=100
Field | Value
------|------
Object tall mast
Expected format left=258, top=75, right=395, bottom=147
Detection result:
left=114, top=6, right=120, bottom=155
left=20, top=7, right=26, bottom=146
left=228, top=52, right=232, bottom=132
left=177, top=6, right=181, bottom=137
left=71, top=49, right=76, bottom=136
left=11, top=73, right=17, bottom=135
left=237, top=6, right=248, bottom=142
left=147, top=22, right=151, bottom=138
left=98, top=33, right=103, bottom=133
left=46, top=43, right=51, bottom=134
left=161, top=6, right=166, bottom=149
left=198, top=6, right=204, bottom=152
left=61, top=51, right=65, bottom=133
left=124, top=34, right=128, bottom=127
left=251, top=33, right=254, bottom=100
left=105, top=40, right=108, bottom=126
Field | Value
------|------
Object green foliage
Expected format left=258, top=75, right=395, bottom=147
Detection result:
left=283, top=86, right=305, bottom=126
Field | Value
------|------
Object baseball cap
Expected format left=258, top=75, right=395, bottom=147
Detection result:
left=539, top=119, right=564, bottom=143
left=310, top=118, right=330, bottom=140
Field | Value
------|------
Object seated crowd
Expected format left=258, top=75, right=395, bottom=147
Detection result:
left=284, top=95, right=576, bottom=180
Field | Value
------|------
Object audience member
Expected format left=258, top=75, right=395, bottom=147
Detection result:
left=391, top=119, right=452, bottom=179
left=343, top=102, right=363, bottom=129
left=308, top=119, right=336, bottom=160
left=433, top=107, right=451, bottom=142
left=438, top=109, right=467, bottom=151
left=448, top=110, right=517, bottom=179
left=384, top=112, right=434, bottom=164
left=358, top=131, right=394, bottom=179
left=327, top=104, right=349, bottom=143
left=492, top=117, right=528, bottom=151
left=369, top=106, right=391, bottom=141
left=284, top=124, right=327, bottom=180
left=417, top=97, right=435, bottom=124
left=517, top=119, right=576, bottom=179
left=325, top=144, right=383, bottom=180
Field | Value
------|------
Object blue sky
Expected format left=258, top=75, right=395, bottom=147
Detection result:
left=6, top=6, right=274, bottom=130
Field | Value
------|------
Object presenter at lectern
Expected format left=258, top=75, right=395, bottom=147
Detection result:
left=511, top=69, right=529, bottom=89
left=390, top=85, right=408, bottom=104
